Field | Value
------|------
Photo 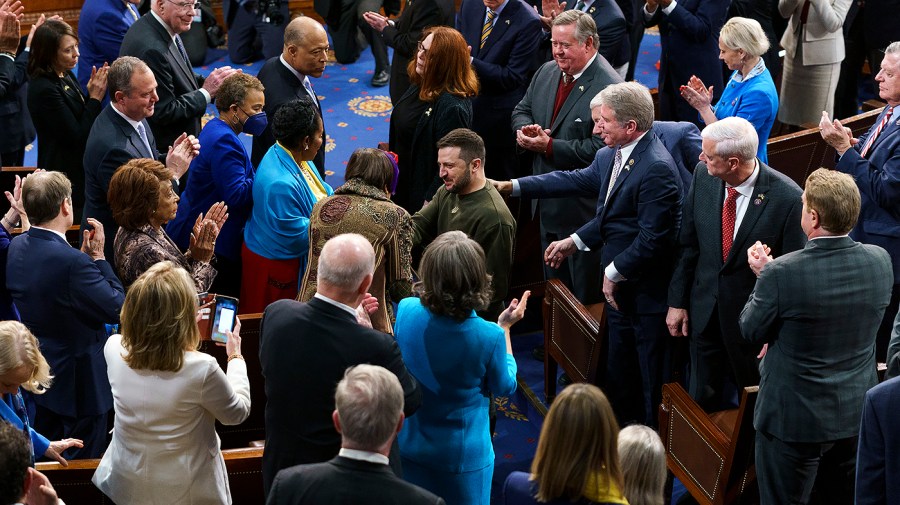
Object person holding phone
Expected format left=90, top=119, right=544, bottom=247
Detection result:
left=93, top=261, right=250, bottom=504
left=108, top=158, right=228, bottom=292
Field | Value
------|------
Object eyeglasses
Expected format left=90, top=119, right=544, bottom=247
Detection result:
left=164, top=0, right=201, bottom=11
left=417, top=41, right=429, bottom=55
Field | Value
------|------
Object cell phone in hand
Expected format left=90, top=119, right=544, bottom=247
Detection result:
left=210, top=295, right=239, bottom=344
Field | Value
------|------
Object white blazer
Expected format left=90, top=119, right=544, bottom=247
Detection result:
left=93, top=335, right=251, bottom=504
left=779, top=0, right=852, bottom=65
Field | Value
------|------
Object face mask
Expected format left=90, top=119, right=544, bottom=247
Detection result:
left=239, top=108, right=268, bottom=136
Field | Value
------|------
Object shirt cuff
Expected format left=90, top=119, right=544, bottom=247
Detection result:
left=605, top=261, right=625, bottom=282
left=662, top=0, right=677, bottom=14
left=570, top=233, right=590, bottom=251
left=511, top=179, right=522, bottom=197
left=199, top=88, right=211, bottom=104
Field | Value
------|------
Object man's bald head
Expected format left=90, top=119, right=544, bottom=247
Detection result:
left=317, top=234, right=375, bottom=293
left=284, top=15, right=327, bottom=46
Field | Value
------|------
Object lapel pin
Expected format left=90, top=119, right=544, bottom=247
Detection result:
left=579, top=85, right=584, bottom=91
left=505, top=19, right=510, bottom=24
left=425, top=107, right=432, bottom=117
left=754, top=193, right=765, bottom=205
left=589, top=6, right=595, bottom=13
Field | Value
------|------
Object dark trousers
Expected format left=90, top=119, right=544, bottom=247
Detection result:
left=539, top=225, right=602, bottom=305
left=331, top=0, right=389, bottom=72
left=227, top=0, right=288, bottom=64
left=689, top=309, right=761, bottom=411
left=33, top=405, right=109, bottom=460
left=756, top=430, right=857, bottom=505
left=605, top=308, right=668, bottom=428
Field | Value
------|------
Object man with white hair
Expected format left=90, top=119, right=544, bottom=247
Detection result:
left=258, top=233, right=421, bottom=497
left=668, top=116, right=806, bottom=411
left=266, top=365, right=444, bottom=504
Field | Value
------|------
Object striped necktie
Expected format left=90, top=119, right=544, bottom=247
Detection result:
left=481, top=9, right=496, bottom=49
left=860, top=107, right=894, bottom=158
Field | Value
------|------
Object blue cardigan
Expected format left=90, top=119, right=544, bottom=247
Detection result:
left=713, top=68, right=779, bottom=164
left=167, top=118, right=255, bottom=262
left=1, top=391, right=50, bottom=458
left=394, top=297, right=517, bottom=473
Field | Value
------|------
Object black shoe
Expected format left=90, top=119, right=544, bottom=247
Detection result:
left=371, top=70, right=389, bottom=87
left=532, top=344, right=545, bottom=362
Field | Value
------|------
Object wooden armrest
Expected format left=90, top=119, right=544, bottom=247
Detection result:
left=660, top=382, right=730, bottom=452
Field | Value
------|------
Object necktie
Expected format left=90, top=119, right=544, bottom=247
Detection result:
left=722, top=187, right=739, bottom=261
left=174, top=34, right=192, bottom=69
left=303, top=77, right=317, bottom=103
left=605, top=148, right=623, bottom=203
left=137, top=122, right=154, bottom=158
left=860, top=106, right=894, bottom=158
left=481, top=9, right=496, bottom=49
left=562, top=73, right=573, bottom=85
left=573, top=0, right=586, bottom=11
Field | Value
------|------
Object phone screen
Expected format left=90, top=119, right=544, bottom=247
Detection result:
left=210, top=296, right=238, bottom=344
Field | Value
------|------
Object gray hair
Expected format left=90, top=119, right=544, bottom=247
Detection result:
left=701, top=116, right=759, bottom=161
left=589, top=82, right=654, bottom=132
left=552, top=10, right=599, bottom=49
left=317, top=233, right=375, bottom=290
left=886, top=41, right=900, bottom=56
left=618, top=425, right=667, bottom=505
left=109, top=56, right=151, bottom=97
left=335, top=364, right=404, bottom=451
left=719, top=17, right=770, bottom=58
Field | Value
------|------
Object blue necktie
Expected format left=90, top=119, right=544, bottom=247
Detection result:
left=174, top=34, right=192, bottom=69
left=137, top=122, right=154, bottom=158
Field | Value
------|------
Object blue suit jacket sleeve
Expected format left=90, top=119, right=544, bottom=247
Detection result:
left=1, top=394, right=51, bottom=458
left=665, top=0, right=731, bottom=43
left=835, top=142, right=900, bottom=211
left=69, top=256, right=125, bottom=325
left=517, top=151, right=606, bottom=198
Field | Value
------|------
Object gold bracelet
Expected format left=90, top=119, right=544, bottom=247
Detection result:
left=227, top=353, right=244, bottom=363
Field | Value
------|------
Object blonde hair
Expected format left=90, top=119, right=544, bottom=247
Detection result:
left=530, top=384, right=623, bottom=501
left=120, top=262, right=200, bottom=372
left=0, top=321, right=52, bottom=394
left=618, top=425, right=666, bottom=505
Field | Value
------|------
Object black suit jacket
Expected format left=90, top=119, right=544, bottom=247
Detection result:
left=119, top=13, right=206, bottom=150
left=251, top=56, right=325, bottom=176
left=259, top=298, right=421, bottom=494
left=0, top=49, right=35, bottom=156
left=83, top=105, right=162, bottom=262
left=267, top=456, right=445, bottom=505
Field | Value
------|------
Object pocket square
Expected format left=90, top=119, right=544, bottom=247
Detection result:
left=574, top=118, right=583, bottom=122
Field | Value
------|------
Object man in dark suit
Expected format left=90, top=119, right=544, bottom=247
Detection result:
left=259, top=233, right=421, bottom=496
left=821, top=41, right=900, bottom=363
left=740, top=168, right=893, bottom=504
left=501, top=82, right=683, bottom=426
left=119, top=0, right=236, bottom=151
left=0, top=6, right=33, bottom=167
left=667, top=116, right=806, bottom=411
left=222, top=0, right=288, bottom=64
left=77, top=0, right=139, bottom=100
left=83, top=56, right=197, bottom=264
left=856, top=376, right=900, bottom=505
left=643, top=0, right=730, bottom=124
left=362, top=0, right=455, bottom=104
left=251, top=16, right=328, bottom=176
left=510, top=9, right=622, bottom=305
left=457, top=0, right=542, bottom=180
left=316, top=0, right=397, bottom=87
left=7, top=171, right=125, bottom=459
left=267, top=364, right=443, bottom=505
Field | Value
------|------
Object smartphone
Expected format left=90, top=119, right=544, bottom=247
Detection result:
left=210, top=295, right=239, bottom=344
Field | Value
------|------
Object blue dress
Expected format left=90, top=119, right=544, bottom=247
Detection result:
left=394, top=297, right=517, bottom=505
left=712, top=67, right=779, bottom=164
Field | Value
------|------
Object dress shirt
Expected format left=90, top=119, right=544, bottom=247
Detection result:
left=484, top=0, right=510, bottom=23
left=150, top=11, right=211, bottom=104
left=338, top=447, right=390, bottom=465
left=313, top=292, right=358, bottom=318
left=278, top=55, right=318, bottom=104
left=724, top=159, right=760, bottom=242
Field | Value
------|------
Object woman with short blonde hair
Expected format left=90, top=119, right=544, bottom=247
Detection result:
left=618, top=425, right=666, bottom=505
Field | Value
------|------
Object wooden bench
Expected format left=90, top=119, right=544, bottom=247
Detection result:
left=35, top=446, right=264, bottom=504
left=659, top=382, right=759, bottom=505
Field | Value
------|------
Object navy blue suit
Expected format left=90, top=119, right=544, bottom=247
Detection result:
left=519, top=130, right=683, bottom=425
left=457, top=0, right=542, bottom=179
left=653, top=120, right=702, bottom=188
left=645, top=0, right=730, bottom=124
left=857, top=376, right=900, bottom=505
left=77, top=0, right=138, bottom=101
left=6, top=227, right=125, bottom=458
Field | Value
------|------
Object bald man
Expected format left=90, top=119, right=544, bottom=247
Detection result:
left=259, top=234, right=421, bottom=496
left=251, top=16, right=329, bottom=176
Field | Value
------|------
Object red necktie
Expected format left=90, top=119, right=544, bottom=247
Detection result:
left=722, top=187, right=738, bottom=262
left=860, top=107, right=894, bottom=158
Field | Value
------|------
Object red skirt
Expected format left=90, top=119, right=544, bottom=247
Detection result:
left=240, top=244, right=301, bottom=314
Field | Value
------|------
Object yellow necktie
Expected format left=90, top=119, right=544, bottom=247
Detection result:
left=480, top=10, right=496, bottom=49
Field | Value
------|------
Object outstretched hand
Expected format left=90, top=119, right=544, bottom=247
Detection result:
left=498, top=290, right=531, bottom=330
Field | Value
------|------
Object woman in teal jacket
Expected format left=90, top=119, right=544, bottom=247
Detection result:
left=394, top=231, right=529, bottom=505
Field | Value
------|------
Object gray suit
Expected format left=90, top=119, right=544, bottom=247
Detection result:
left=668, top=162, right=806, bottom=410
left=740, top=236, right=893, bottom=503
left=510, top=55, right=621, bottom=304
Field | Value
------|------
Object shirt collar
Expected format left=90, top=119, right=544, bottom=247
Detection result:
left=490, top=0, right=510, bottom=15
left=339, top=448, right=390, bottom=465
left=150, top=10, right=178, bottom=39
left=31, top=225, right=67, bottom=241
left=730, top=57, right=766, bottom=84
left=727, top=159, right=760, bottom=198
left=616, top=130, right=648, bottom=163
left=111, top=104, right=146, bottom=132
left=313, top=292, right=358, bottom=318
left=279, top=54, right=307, bottom=82
left=570, top=53, right=598, bottom=80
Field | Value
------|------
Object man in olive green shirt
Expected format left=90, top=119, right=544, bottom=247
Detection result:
left=412, top=128, right=516, bottom=320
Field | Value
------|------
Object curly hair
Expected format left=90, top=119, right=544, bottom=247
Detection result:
left=272, top=97, right=320, bottom=151
left=108, top=158, right=173, bottom=230
left=415, top=231, right=492, bottom=320
left=214, top=72, right=265, bottom=112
